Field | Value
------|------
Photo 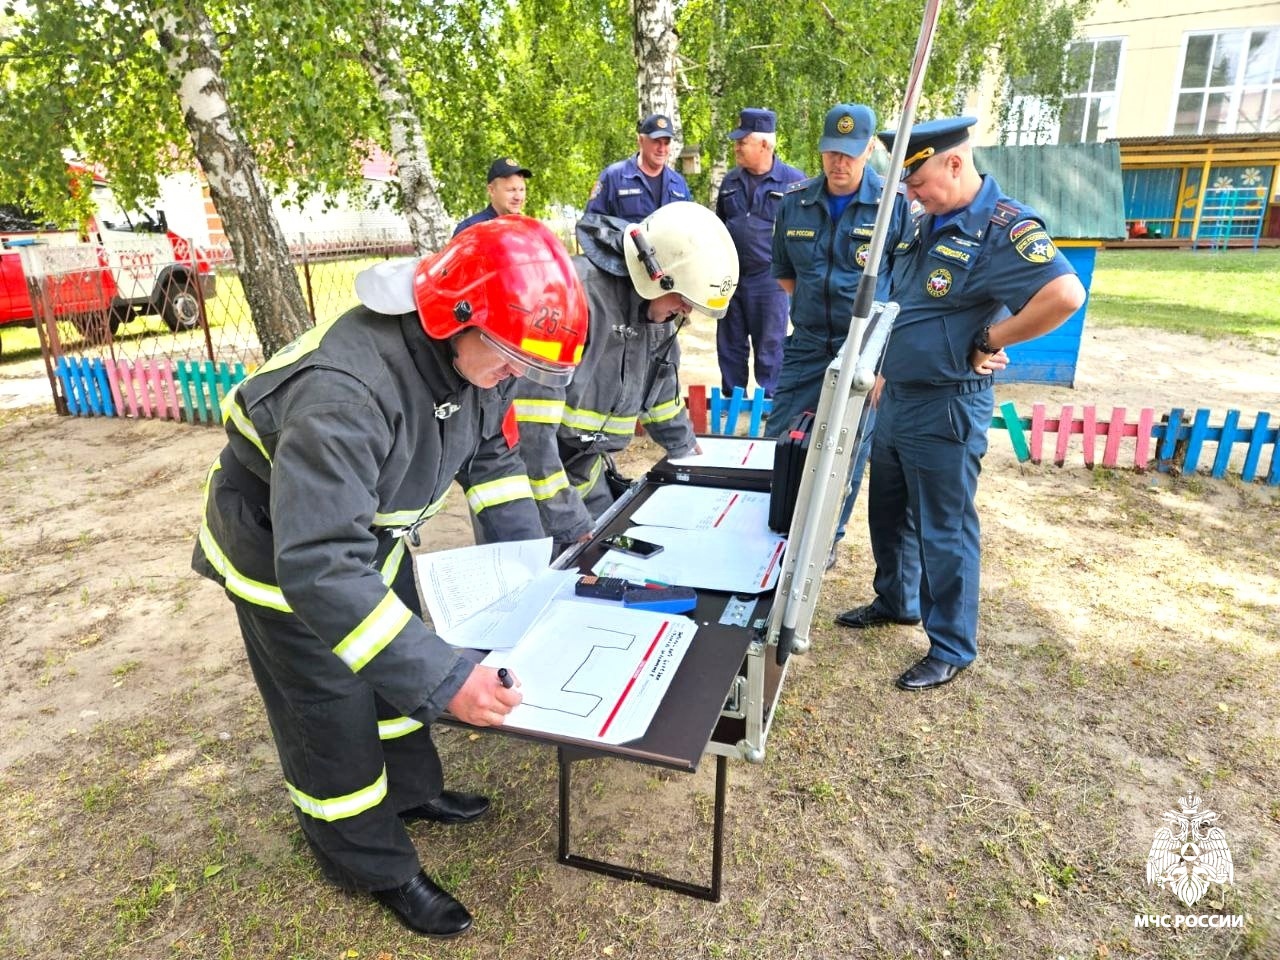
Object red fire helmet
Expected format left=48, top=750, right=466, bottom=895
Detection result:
left=414, top=216, right=587, bottom=386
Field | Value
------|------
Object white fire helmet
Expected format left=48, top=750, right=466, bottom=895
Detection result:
left=622, top=201, right=739, bottom=319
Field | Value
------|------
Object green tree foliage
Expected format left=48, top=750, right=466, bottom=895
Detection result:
left=0, top=1, right=192, bottom=223
left=444, top=0, right=636, bottom=218
left=1, top=0, right=1094, bottom=227
left=676, top=0, right=1095, bottom=197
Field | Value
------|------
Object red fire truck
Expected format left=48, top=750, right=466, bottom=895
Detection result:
left=0, top=168, right=216, bottom=353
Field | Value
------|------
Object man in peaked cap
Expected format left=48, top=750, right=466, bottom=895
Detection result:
left=835, top=115, right=1085, bottom=691
left=766, top=102, right=918, bottom=569
left=585, top=112, right=690, bottom=221
left=713, top=107, right=806, bottom=400
left=452, top=157, right=533, bottom=236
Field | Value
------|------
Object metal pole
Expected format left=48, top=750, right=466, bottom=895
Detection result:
left=778, top=0, right=945, bottom=647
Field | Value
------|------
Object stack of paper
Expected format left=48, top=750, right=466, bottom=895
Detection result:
left=413, top=537, right=578, bottom=650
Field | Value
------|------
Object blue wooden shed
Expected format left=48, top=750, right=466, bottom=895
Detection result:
left=973, top=142, right=1127, bottom=386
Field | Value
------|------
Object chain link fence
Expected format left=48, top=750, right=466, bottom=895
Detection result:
left=22, top=230, right=415, bottom=422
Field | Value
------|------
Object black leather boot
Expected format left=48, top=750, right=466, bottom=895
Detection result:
left=399, top=790, right=490, bottom=825
left=372, top=870, right=472, bottom=938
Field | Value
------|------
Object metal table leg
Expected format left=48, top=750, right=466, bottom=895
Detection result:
left=556, top=747, right=727, bottom=902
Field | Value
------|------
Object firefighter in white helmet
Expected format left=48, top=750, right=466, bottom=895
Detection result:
left=192, top=217, right=587, bottom=938
left=512, top=201, right=739, bottom=551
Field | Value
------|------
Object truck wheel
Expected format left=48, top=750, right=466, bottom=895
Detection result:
left=161, top=277, right=203, bottom=332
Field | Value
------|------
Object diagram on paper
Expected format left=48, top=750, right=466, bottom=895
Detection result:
left=484, top=599, right=697, bottom=745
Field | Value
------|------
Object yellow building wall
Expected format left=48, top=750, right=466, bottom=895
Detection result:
left=966, top=0, right=1280, bottom=144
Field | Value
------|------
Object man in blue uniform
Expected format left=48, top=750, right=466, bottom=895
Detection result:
left=767, top=102, right=916, bottom=568
left=714, top=107, right=806, bottom=399
left=835, top=117, right=1085, bottom=691
left=585, top=113, right=690, bottom=221
left=453, top=157, right=532, bottom=236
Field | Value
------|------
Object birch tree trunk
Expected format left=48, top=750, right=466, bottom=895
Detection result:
left=631, top=0, right=683, bottom=161
left=362, top=8, right=452, bottom=255
left=150, top=0, right=311, bottom=359
left=706, top=0, right=728, bottom=205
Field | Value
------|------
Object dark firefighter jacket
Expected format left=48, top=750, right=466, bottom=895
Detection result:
left=192, top=306, right=544, bottom=724
left=511, top=214, right=696, bottom=544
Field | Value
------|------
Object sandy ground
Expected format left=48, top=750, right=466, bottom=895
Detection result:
left=0, top=322, right=1276, bottom=771
left=0, top=322, right=1276, bottom=957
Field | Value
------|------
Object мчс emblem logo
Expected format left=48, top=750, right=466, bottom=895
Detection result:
left=855, top=243, right=870, bottom=268
left=836, top=114, right=854, bottom=134
left=925, top=268, right=952, bottom=298
left=1146, top=794, right=1234, bottom=907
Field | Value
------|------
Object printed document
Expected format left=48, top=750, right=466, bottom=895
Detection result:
left=629, top=485, right=771, bottom=533
left=667, top=436, right=775, bottom=471
left=483, top=599, right=696, bottom=745
left=592, top=523, right=785, bottom=594
left=413, top=538, right=577, bottom=650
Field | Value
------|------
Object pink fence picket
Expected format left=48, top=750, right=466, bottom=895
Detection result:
left=992, top=401, right=1280, bottom=486
left=108, top=359, right=181, bottom=421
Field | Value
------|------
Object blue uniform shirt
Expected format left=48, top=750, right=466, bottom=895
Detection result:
left=771, top=167, right=915, bottom=344
left=715, top=157, right=806, bottom=274
left=453, top=205, right=498, bottom=237
left=882, top=174, right=1077, bottom=386
left=585, top=154, right=690, bottom=221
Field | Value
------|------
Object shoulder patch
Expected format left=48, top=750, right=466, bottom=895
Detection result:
left=589, top=179, right=602, bottom=200
left=990, top=200, right=1020, bottom=228
left=1010, top=219, right=1057, bottom=263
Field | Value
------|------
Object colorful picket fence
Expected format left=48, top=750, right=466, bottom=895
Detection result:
left=47, top=361, right=1280, bottom=488
left=992, top=401, right=1280, bottom=485
left=686, top=385, right=772, bottom=437
left=681, top=388, right=1279, bottom=486
left=53, top=356, right=246, bottom=425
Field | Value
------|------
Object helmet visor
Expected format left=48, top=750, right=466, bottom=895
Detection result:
left=479, top=331, right=576, bottom=387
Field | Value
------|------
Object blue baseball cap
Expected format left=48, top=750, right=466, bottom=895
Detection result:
left=818, top=103, right=875, bottom=158
left=637, top=113, right=675, bottom=139
left=487, top=157, right=532, bottom=182
left=729, top=107, right=777, bottom=141
left=878, top=116, right=977, bottom=178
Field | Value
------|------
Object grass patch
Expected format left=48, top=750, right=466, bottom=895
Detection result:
left=1088, top=248, right=1280, bottom=339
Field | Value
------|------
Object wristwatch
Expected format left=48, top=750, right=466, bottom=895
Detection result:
left=973, top=323, right=997, bottom=355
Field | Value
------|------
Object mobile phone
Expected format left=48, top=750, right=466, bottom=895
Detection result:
left=600, top=533, right=665, bottom=559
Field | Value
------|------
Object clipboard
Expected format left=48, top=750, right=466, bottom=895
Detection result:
left=647, top=434, right=774, bottom=493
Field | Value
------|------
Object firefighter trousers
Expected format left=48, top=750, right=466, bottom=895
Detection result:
left=235, top=603, right=443, bottom=892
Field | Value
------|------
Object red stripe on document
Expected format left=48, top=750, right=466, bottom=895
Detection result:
left=759, top=540, right=786, bottom=588
left=739, top=442, right=755, bottom=466
left=598, top=620, right=669, bottom=738
left=712, top=493, right=740, bottom=527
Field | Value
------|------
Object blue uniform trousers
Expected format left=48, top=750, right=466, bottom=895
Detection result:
left=868, top=380, right=993, bottom=665
left=716, top=269, right=789, bottom=397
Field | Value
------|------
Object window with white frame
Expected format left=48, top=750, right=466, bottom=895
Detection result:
left=1175, top=27, right=1280, bottom=134
left=1000, top=37, right=1122, bottom=145
left=1060, top=38, right=1122, bottom=142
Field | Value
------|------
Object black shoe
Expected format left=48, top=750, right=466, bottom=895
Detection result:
left=895, top=655, right=967, bottom=691
left=834, top=603, right=920, bottom=629
left=373, top=870, right=472, bottom=938
left=400, top=790, right=490, bottom=825
left=825, top=542, right=838, bottom=571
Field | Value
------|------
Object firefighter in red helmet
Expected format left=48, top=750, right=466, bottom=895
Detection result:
left=192, top=217, right=586, bottom=938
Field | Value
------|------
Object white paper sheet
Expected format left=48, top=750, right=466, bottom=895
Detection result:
left=667, top=436, right=775, bottom=470
left=414, top=537, right=577, bottom=650
left=592, top=524, right=786, bottom=594
left=483, top=599, right=696, bottom=745
left=629, top=485, right=772, bottom=533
